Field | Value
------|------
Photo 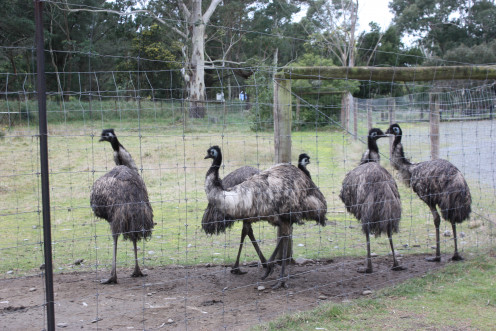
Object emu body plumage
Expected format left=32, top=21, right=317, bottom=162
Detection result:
left=386, top=123, right=471, bottom=261
left=202, top=166, right=267, bottom=274
left=340, top=128, right=405, bottom=273
left=204, top=146, right=327, bottom=288
left=90, top=129, right=153, bottom=284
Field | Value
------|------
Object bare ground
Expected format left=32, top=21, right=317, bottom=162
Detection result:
left=0, top=253, right=451, bottom=330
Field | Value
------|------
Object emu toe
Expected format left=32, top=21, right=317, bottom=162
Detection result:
left=425, top=256, right=441, bottom=262
left=391, top=265, right=407, bottom=271
left=230, top=267, right=247, bottom=275
left=261, top=265, right=275, bottom=280
left=451, top=253, right=464, bottom=261
left=357, top=267, right=373, bottom=274
left=101, top=276, right=117, bottom=284
left=131, top=269, right=146, bottom=278
left=271, top=280, right=288, bottom=290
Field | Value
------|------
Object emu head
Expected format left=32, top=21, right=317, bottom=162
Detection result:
left=298, top=153, right=310, bottom=168
left=368, top=128, right=386, bottom=141
left=205, top=145, right=221, bottom=159
left=99, top=129, right=117, bottom=143
left=205, top=146, right=223, bottom=168
left=385, top=123, right=402, bottom=137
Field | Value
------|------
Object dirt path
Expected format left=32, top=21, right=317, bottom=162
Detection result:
left=0, top=253, right=450, bottom=330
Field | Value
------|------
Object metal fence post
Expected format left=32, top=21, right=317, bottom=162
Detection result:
left=35, top=1, right=55, bottom=329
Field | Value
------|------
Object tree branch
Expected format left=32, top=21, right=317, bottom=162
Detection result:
left=50, top=2, right=189, bottom=39
left=203, top=0, right=222, bottom=24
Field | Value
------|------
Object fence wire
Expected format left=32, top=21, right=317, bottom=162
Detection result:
left=1, top=8, right=496, bottom=331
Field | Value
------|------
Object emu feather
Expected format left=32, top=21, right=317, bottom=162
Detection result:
left=204, top=146, right=327, bottom=288
left=386, top=123, right=471, bottom=262
left=340, top=128, right=404, bottom=273
left=90, top=129, right=153, bottom=284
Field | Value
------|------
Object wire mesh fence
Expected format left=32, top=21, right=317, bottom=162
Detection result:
left=1, top=3, right=496, bottom=330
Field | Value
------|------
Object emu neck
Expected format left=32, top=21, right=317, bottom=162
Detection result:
left=391, top=135, right=414, bottom=185
left=298, top=164, right=311, bottom=179
left=109, top=138, right=122, bottom=153
left=205, top=156, right=223, bottom=194
left=368, top=137, right=379, bottom=155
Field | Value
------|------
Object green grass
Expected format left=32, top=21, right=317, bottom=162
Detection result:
left=0, top=100, right=495, bottom=279
left=257, top=252, right=496, bottom=330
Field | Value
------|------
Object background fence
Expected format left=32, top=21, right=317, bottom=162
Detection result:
left=1, top=3, right=496, bottom=330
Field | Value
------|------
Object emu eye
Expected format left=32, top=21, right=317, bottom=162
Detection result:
left=394, top=127, right=399, bottom=134
left=371, top=132, right=377, bottom=137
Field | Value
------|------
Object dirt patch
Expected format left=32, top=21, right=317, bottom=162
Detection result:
left=0, top=253, right=451, bottom=330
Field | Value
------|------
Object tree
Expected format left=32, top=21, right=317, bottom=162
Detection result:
left=304, top=0, right=359, bottom=67
left=146, top=0, right=223, bottom=118
left=389, top=0, right=468, bottom=57
left=356, top=23, right=424, bottom=97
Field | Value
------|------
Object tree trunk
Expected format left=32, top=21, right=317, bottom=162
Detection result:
left=188, top=1, right=206, bottom=118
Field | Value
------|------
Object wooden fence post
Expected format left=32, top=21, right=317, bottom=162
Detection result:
left=295, top=97, right=300, bottom=131
left=389, top=98, right=396, bottom=163
left=429, top=93, right=440, bottom=159
left=353, top=97, right=358, bottom=140
left=273, top=77, right=293, bottom=263
left=367, top=99, right=372, bottom=131
left=273, top=78, right=292, bottom=163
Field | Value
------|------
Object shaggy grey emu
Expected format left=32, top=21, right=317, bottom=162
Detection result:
left=385, top=123, right=471, bottom=262
left=340, top=128, right=405, bottom=273
left=90, top=129, right=154, bottom=284
left=201, top=166, right=267, bottom=274
left=204, top=146, right=327, bottom=288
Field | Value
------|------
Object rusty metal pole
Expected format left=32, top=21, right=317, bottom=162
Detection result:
left=34, top=1, right=55, bottom=329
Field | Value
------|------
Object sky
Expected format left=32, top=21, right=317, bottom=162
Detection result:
left=357, top=0, right=394, bottom=33
left=294, top=0, right=394, bottom=33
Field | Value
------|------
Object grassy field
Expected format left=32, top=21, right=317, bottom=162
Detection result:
left=258, top=251, right=496, bottom=330
left=0, top=100, right=495, bottom=279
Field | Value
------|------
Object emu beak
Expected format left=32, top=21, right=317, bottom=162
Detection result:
left=99, top=137, right=105, bottom=142
left=204, top=154, right=211, bottom=159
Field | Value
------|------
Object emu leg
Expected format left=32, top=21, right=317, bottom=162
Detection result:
left=246, top=223, right=267, bottom=268
left=131, top=240, right=146, bottom=277
left=426, top=207, right=442, bottom=262
left=231, top=223, right=249, bottom=275
left=388, top=223, right=406, bottom=271
left=450, top=222, right=464, bottom=261
left=358, top=225, right=373, bottom=273
left=261, top=233, right=286, bottom=280
left=101, top=234, right=118, bottom=284
left=272, top=235, right=289, bottom=289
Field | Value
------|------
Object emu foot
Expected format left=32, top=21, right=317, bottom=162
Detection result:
left=101, top=276, right=117, bottom=284
left=425, top=256, right=441, bottom=262
left=131, top=269, right=146, bottom=278
left=357, top=267, right=373, bottom=274
left=261, top=264, right=275, bottom=280
left=451, top=253, right=464, bottom=261
left=271, top=280, right=288, bottom=290
left=391, top=265, right=407, bottom=271
left=230, top=267, right=247, bottom=275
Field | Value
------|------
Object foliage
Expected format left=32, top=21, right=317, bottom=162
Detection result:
left=390, top=0, right=496, bottom=61
left=355, top=23, right=424, bottom=98
left=289, top=53, right=359, bottom=126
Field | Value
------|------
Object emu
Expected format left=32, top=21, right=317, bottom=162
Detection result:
left=298, top=153, right=311, bottom=179
left=204, top=146, right=327, bottom=288
left=201, top=166, right=267, bottom=274
left=90, top=129, right=154, bottom=284
left=340, top=128, right=405, bottom=273
left=385, top=123, right=471, bottom=262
